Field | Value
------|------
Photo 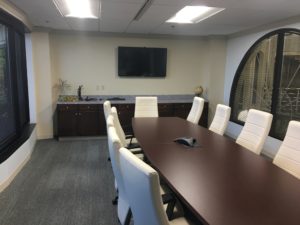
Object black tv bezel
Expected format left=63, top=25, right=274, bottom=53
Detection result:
left=117, top=46, right=167, bottom=78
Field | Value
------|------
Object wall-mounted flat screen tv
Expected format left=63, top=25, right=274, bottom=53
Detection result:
left=118, top=47, right=167, bottom=77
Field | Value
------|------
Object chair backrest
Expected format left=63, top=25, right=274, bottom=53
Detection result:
left=106, top=114, right=114, bottom=128
left=187, top=97, right=205, bottom=124
left=103, top=100, right=112, bottom=120
left=273, top=121, right=300, bottom=179
left=238, top=109, right=248, bottom=122
left=236, top=109, right=273, bottom=155
left=111, top=107, right=127, bottom=147
left=119, top=147, right=169, bottom=225
left=107, top=123, right=130, bottom=224
left=135, top=97, right=158, bottom=118
left=209, top=104, right=231, bottom=136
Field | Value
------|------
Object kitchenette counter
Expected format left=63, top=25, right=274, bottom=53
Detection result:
left=55, top=94, right=209, bottom=138
left=57, top=94, right=199, bottom=104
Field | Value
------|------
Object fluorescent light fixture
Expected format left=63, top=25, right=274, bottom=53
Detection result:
left=166, top=6, right=225, bottom=24
left=53, top=0, right=100, bottom=19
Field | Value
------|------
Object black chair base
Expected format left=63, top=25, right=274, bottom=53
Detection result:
left=112, top=196, right=118, bottom=205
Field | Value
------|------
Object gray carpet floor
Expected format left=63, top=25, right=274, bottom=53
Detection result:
left=0, top=139, right=120, bottom=225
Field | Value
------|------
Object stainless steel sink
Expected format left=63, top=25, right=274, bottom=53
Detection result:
left=106, top=97, right=126, bottom=101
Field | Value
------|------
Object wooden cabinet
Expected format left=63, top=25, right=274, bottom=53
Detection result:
left=77, top=105, right=102, bottom=136
left=112, top=102, right=209, bottom=135
left=57, top=104, right=104, bottom=137
left=56, top=101, right=209, bottom=137
left=173, top=103, right=192, bottom=119
left=158, top=103, right=173, bottom=117
left=112, top=104, right=135, bottom=134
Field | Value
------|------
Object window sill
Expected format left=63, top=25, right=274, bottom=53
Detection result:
left=0, top=124, right=36, bottom=164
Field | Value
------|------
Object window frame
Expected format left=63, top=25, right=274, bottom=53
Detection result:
left=0, top=9, right=30, bottom=163
left=229, top=28, right=300, bottom=140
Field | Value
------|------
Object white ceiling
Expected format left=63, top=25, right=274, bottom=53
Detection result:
left=8, top=0, right=300, bottom=36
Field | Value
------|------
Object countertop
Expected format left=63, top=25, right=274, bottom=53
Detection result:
left=57, top=95, right=200, bottom=104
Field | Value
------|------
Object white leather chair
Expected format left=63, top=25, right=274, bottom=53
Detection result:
left=107, top=113, right=143, bottom=158
left=103, top=100, right=112, bottom=120
left=107, top=124, right=131, bottom=225
left=111, top=107, right=138, bottom=148
left=273, top=121, right=300, bottom=179
left=209, top=104, right=231, bottom=136
left=107, top=118, right=179, bottom=224
left=187, top=97, right=204, bottom=124
left=237, top=109, right=248, bottom=122
left=119, top=147, right=191, bottom=225
left=236, top=109, right=273, bottom=155
left=135, top=96, right=158, bottom=118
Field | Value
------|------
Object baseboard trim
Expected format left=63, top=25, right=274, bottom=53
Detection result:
left=59, top=136, right=107, bottom=141
left=37, top=134, right=53, bottom=140
left=0, top=153, right=31, bottom=192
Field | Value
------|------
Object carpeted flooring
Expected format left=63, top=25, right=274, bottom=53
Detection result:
left=0, top=139, right=119, bottom=225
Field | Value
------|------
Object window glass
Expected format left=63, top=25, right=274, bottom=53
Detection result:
left=15, top=31, right=28, bottom=128
left=274, top=32, right=300, bottom=138
left=232, top=35, right=277, bottom=122
left=0, top=24, right=16, bottom=145
left=230, top=29, right=300, bottom=140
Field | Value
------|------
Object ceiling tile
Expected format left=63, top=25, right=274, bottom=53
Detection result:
left=153, top=0, right=193, bottom=6
left=8, top=0, right=300, bottom=36
left=126, top=20, right=159, bottom=34
left=100, top=20, right=131, bottom=33
left=66, top=18, right=100, bottom=31
left=154, top=22, right=244, bottom=36
left=9, top=0, right=70, bottom=29
left=101, top=1, right=143, bottom=21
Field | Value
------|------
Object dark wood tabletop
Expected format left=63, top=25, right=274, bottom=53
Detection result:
left=132, top=117, right=300, bottom=225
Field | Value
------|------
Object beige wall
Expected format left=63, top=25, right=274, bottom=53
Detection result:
left=50, top=33, right=211, bottom=96
left=30, top=32, right=227, bottom=138
left=206, top=39, right=227, bottom=123
left=31, top=32, right=54, bottom=139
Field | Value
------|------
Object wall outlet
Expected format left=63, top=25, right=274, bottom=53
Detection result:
left=101, top=85, right=105, bottom=91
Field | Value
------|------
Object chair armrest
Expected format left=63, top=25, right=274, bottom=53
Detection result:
left=131, top=149, right=143, bottom=155
left=127, top=143, right=140, bottom=149
left=125, top=134, right=134, bottom=139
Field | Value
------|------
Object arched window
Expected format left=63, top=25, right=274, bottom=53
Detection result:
left=230, top=29, right=300, bottom=140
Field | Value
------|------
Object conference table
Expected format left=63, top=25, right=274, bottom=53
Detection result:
left=132, top=117, right=300, bottom=225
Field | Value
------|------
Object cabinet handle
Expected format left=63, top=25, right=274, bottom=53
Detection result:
left=75, top=113, right=77, bottom=116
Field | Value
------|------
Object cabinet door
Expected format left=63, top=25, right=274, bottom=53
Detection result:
left=77, top=105, right=101, bottom=136
left=199, top=102, right=209, bottom=128
left=158, top=103, right=173, bottom=117
left=57, top=105, right=77, bottom=136
left=114, top=104, right=134, bottom=134
left=173, top=103, right=192, bottom=119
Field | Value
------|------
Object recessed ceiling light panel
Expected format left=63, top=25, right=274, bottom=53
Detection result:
left=53, top=0, right=100, bottom=19
left=166, top=6, right=225, bottom=24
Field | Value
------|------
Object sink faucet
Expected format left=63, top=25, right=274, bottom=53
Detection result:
left=77, top=85, right=83, bottom=101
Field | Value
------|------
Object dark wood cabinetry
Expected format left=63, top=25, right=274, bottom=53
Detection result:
left=112, top=102, right=209, bottom=135
left=57, top=104, right=102, bottom=137
left=56, top=101, right=208, bottom=137
left=112, top=104, right=135, bottom=134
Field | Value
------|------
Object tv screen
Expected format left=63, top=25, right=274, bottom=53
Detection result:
left=118, top=47, right=167, bottom=77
